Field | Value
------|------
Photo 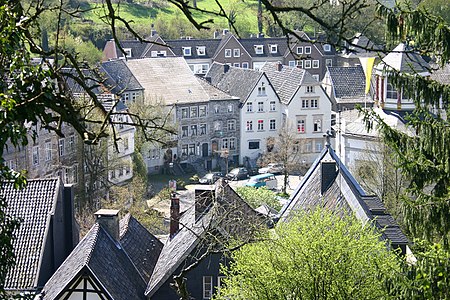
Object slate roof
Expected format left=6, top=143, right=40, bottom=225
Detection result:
left=145, top=180, right=265, bottom=297
left=126, top=57, right=221, bottom=104
left=342, top=33, right=383, bottom=58
left=196, top=76, right=237, bottom=101
left=41, top=214, right=163, bottom=300
left=165, top=38, right=221, bottom=59
left=3, top=178, right=60, bottom=291
left=205, top=62, right=263, bottom=103
left=279, top=145, right=409, bottom=246
left=430, top=63, right=450, bottom=85
left=260, top=62, right=317, bottom=104
left=377, top=43, right=430, bottom=75
left=327, top=66, right=366, bottom=99
left=240, top=37, right=290, bottom=58
left=119, top=214, right=164, bottom=282
left=101, top=59, right=143, bottom=94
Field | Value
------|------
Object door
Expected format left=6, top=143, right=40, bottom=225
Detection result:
left=202, top=143, right=209, bottom=158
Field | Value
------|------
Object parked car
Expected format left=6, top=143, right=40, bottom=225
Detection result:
left=226, top=167, right=249, bottom=180
left=258, top=163, right=285, bottom=174
left=246, top=173, right=278, bottom=190
left=199, top=172, right=224, bottom=184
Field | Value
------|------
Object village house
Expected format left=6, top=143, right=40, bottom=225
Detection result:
left=3, top=178, right=78, bottom=295
left=103, top=57, right=240, bottom=174
left=205, top=62, right=281, bottom=166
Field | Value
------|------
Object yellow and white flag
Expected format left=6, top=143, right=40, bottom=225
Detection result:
left=359, top=56, right=376, bottom=95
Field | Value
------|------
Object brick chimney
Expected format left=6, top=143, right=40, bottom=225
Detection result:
left=95, top=209, right=120, bottom=240
left=170, top=193, right=180, bottom=238
left=277, top=62, right=283, bottom=72
left=224, top=64, right=230, bottom=73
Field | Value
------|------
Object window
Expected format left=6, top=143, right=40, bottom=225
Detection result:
left=296, top=46, right=303, bottom=54
left=181, top=145, right=188, bottom=156
left=229, top=138, right=236, bottom=150
left=297, top=118, right=306, bottom=133
left=289, top=61, right=296, bottom=67
left=233, top=63, right=240, bottom=67
left=242, top=62, right=249, bottom=69
left=225, top=49, right=232, bottom=57
left=270, top=119, right=276, bottom=130
left=311, top=99, right=318, bottom=108
left=233, top=48, right=240, bottom=57
left=246, top=120, right=253, bottom=131
left=312, top=74, right=320, bottom=81
left=189, top=144, right=195, bottom=155
left=246, top=102, right=253, bottom=112
left=386, top=82, right=398, bottom=99
left=181, top=108, right=189, bottom=119
left=45, top=141, right=52, bottom=161
left=258, top=86, right=266, bottom=96
left=124, top=137, right=129, bottom=150
left=72, top=165, right=78, bottom=184
left=254, top=45, right=264, bottom=54
left=257, top=119, right=264, bottom=131
left=123, top=48, right=132, bottom=58
left=326, top=59, right=333, bottom=67
left=182, top=47, right=192, bottom=56
left=191, top=125, right=198, bottom=136
left=313, top=117, right=322, bottom=132
left=68, top=134, right=75, bottom=153
left=227, top=104, right=233, bottom=112
left=203, top=276, right=213, bottom=299
left=270, top=101, right=276, bottom=111
left=258, top=101, right=264, bottom=112
left=297, top=60, right=304, bottom=68
left=222, top=138, right=229, bottom=149
left=304, top=60, right=311, bottom=69
left=197, top=46, right=206, bottom=56
left=110, top=170, right=116, bottom=179
left=119, top=167, right=124, bottom=177
left=305, top=46, right=311, bottom=54
left=200, top=123, right=207, bottom=135
left=214, top=121, right=222, bottom=131
left=190, top=106, right=198, bottom=118
left=270, top=44, right=278, bottom=53
left=227, top=120, right=235, bottom=131
left=312, top=60, right=319, bottom=68
left=302, top=99, right=309, bottom=108
left=125, top=166, right=131, bottom=174
left=305, top=141, right=313, bottom=152
left=32, top=146, right=39, bottom=166
left=214, top=105, right=220, bottom=114
left=59, top=138, right=65, bottom=156
left=249, top=141, right=260, bottom=149
left=306, top=86, right=314, bottom=93
left=182, top=126, right=189, bottom=137
left=199, top=105, right=207, bottom=117
left=323, top=44, right=331, bottom=52
left=315, top=140, right=323, bottom=152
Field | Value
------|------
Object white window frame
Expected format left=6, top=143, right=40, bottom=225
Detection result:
left=257, top=119, right=264, bottom=131
left=242, top=62, right=249, bottom=69
left=254, top=45, right=264, bottom=54
left=233, top=48, right=240, bottom=57
left=297, top=118, right=306, bottom=133
left=311, top=99, right=318, bottom=108
left=246, top=102, right=253, bottom=112
left=246, top=120, right=253, bottom=131
left=203, top=276, right=213, bottom=299
left=305, top=46, right=311, bottom=54
left=233, top=63, right=240, bottom=67
left=306, top=86, right=314, bottom=93
left=326, top=59, right=333, bottom=67
left=196, top=46, right=206, bottom=56
left=270, top=44, right=278, bottom=53
left=304, top=60, right=311, bottom=69
left=32, top=145, right=39, bottom=166
left=258, top=101, right=264, bottom=112
left=313, top=116, right=322, bottom=132
left=312, top=60, right=319, bottom=69
left=289, top=61, right=296, bottom=67
left=227, top=120, right=236, bottom=131
left=269, top=119, right=276, bottom=130
left=296, top=46, right=303, bottom=54
left=59, top=138, right=65, bottom=156
left=181, top=107, right=189, bottom=119
left=225, top=49, right=232, bottom=58
left=45, top=141, right=52, bottom=161
left=323, top=44, right=331, bottom=52
left=270, top=101, right=276, bottom=111
left=182, top=47, right=192, bottom=56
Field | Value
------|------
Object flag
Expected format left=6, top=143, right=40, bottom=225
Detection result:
left=359, top=56, right=376, bottom=95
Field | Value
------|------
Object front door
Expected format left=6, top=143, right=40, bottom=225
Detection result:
left=202, top=143, right=209, bottom=158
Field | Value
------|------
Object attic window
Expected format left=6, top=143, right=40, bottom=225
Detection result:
left=305, top=46, right=312, bottom=54
left=254, top=45, right=264, bottom=54
left=183, top=47, right=192, bottom=56
left=270, top=44, right=278, bottom=53
left=197, top=46, right=206, bottom=56
left=323, top=44, right=331, bottom=52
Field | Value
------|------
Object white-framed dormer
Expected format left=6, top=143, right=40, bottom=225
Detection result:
left=270, top=44, right=278, bottom=54
left=254, top=45, right=264, bottom=55
left=183, top=47, right=192, bottom=56
left=196, top=46, right=206, bottom=56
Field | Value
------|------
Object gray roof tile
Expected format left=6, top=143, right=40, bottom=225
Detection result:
left=327, top=66, right=366, bottom=99
left=3, top=178, right=60, bottom=290
left=101, top=59, right=143, bottom=93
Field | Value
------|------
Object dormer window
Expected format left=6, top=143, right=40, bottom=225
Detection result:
left=123, top=48, right=132, bottom=58
left=270, top=44, right=278, bottom=53
left=296, top=47, right=303, bottom=55
left=323, top=44, right=331, bottom=52
left=183, top=47, right=192, bottom=56
left=197, top=46, right=206, bottom=56
left=254, top=45, right=264, bottom=54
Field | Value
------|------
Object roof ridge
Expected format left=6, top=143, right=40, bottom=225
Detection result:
left=85, top=223, right=101, bottom=265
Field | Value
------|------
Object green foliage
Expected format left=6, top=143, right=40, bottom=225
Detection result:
left=386, top=240, right=450, bottom=299
left=189, top=174, right=200, bottom=183
left=216, top=209, right=400, bottom=300
left=235, top=186, right=282, bottom=211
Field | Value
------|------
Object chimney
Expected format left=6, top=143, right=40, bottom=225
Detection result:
left=321, top=161, right=337, bottom=194
left=150, top=23, right=157, bottom=37
left=195, top=186, right=215, bottom=221
left=214, top=29, right=220, bottom=39
left=224, top=64, right=230, bottom=73
left=258, top=32, right=264, bottom=38
left=95, top=209, right=120, bottom=240
left=170, top=193, right=180, bottom=238
left=277, top=62, right=283, bottom=72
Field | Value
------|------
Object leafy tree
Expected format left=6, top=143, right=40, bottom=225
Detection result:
left=216, top=208, right=400, bottom=300
left=235, top=186, right=282, bottom=211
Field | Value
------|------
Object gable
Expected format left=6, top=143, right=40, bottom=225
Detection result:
left=213, top=34, right=252, bottom=60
